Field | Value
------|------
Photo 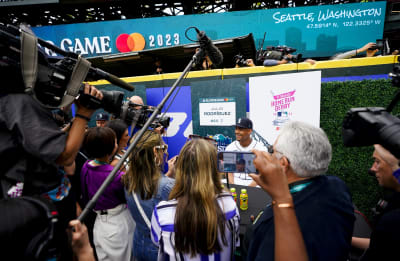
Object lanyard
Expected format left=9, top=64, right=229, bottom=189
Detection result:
left=254, top=180, right=313, bottom=225
left=289, top=181, right=312, bottom=194
left=93, top=159, right=108, bottom=165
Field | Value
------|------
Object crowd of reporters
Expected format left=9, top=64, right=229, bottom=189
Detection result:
left=1, top=25, right=400, bottom=261
left=2, top=81, right=399, bottom=260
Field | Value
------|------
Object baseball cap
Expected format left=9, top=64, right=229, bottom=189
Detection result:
left=235, top=117, right=253, bottom=129
left=96, top=113, right=109, bottom=121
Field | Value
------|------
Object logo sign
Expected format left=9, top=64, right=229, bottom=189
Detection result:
left=199, top=97, right=236, bottom=126
left=270, top=90, right=296, bottom=129
left=249, top=71, right=321, bottom=143
left=116, top=33, right=146, bottom=52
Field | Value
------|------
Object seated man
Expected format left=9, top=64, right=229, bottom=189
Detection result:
left=236, top=159, right=246, bottom=172
left=246, top=121, right=355, bottom=261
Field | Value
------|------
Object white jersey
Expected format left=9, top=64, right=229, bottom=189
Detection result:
left=224, top=139, right=268, bottom=186
left=151, top=192, right=240, bottom=261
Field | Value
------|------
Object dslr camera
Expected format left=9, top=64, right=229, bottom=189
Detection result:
left=342, top=57, right=400, bottom=158
left=233, top=54, right=248, bottom=67
left=368, top=39, right=390, bottom=55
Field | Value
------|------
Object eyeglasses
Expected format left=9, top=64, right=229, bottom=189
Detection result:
left=267, top=145, right=290, bottom=163
left=154, top=144, right=168, bottom=152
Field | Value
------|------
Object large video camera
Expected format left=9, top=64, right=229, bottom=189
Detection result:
left=119, top=101, right=171, bottom=129
left=0, top=23, right=170, bottom=130
left=256, top=45, right=302, bottom=64
left=0, top=23, right=133, bottom=110
left=342, top=57, right=400, bottom=158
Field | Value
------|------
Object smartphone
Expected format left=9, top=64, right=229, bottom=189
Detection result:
left=217, top=151, right=258, bottom=173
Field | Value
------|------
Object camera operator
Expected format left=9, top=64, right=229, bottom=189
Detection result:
left=353, top=144, right=400, bottom=261
left=128, top=95, right=167, bottom=135
left=0, top=82, right=103, bottom=259
left=259, top=46, right=317, bottom=67
left=258, top=46, right=300, bottom=66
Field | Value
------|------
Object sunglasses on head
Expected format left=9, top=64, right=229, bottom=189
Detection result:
left=188, top=134, right=217, bottom=146
left=154, top=144, right=168, bottom=152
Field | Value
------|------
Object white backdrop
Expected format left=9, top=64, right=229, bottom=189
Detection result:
left=249, top=71, right=321, bottom=144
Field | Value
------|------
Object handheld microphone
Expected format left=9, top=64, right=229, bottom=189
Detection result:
left=194, top=28, right=223, bottom=67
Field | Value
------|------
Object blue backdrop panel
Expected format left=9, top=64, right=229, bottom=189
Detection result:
left=146, top=86, right=192, bottom=158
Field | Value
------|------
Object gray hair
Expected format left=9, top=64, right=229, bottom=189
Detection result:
left=275, top=121, right=332, bottom=177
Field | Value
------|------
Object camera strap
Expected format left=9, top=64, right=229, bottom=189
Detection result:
left=19, top=30, right=91, bottom=108
left=20, top=30, right=38, bottom=94
left=59, top=55, right=91, bottom=108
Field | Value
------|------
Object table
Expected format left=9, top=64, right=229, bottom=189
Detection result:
left=223, top=183, right=271, bottom=234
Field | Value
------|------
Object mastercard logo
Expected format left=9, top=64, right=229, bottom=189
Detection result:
left=116, top=33, right=145, bottom=53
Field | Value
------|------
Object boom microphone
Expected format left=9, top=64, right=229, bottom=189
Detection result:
left=87, top=68, right=134, bottom=92
left=195, top=28, right=223, bottom=67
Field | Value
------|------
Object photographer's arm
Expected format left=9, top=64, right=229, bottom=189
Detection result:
left=56, top=84, right=103, bottom=166
left=250, top=150, right=308, bottom=261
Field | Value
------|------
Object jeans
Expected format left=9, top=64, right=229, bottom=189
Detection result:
left=133, top=229, right=158, bottom=261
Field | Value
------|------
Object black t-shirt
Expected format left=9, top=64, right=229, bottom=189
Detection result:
left=0, top=94, right=66, bottom=198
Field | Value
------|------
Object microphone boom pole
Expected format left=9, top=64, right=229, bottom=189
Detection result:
left=78, top=46, right=204, bottom=222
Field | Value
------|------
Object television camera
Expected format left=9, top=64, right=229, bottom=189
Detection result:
left=0, top=23, right=169, bottom=130
left=120, top=101, right=171, bottom=129
left=342, top=56, right=400, bottom=158
left=256, top=45, right=302, bottom=64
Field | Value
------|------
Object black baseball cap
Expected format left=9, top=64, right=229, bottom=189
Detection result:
left=235, top=117, right=253, bottom=129
left=96, top=113, right=109, bottom=121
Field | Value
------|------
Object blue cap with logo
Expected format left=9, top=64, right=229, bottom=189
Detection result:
left=235, top=117, right=253, bottom=129
left=96, top=112, right=109, bottom=121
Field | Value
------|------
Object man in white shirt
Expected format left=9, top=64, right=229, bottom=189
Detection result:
left=224, top=117, right=268, bottom=186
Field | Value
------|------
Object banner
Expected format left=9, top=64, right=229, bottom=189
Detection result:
left=249, top=71, right=321, bottom=144
left=199, top=97, right=236, bottom=126
left=32, top=1, right=386, bottom=58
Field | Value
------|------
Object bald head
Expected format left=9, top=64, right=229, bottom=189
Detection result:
left=129, top=96, right=144, bottom=109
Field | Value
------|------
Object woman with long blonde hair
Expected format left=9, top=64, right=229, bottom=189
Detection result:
left=151, top=138, right=240, bottom=260
left=123, top=130, right=175, bottom=261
